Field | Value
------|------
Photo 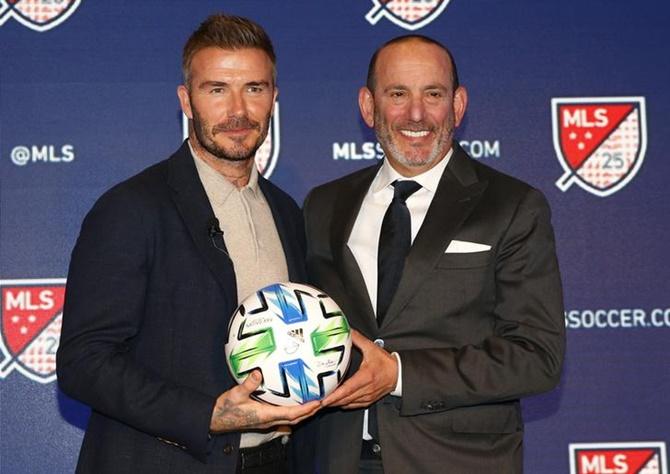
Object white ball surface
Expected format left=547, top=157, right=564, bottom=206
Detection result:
left=225, top=282, right=352, bottom=406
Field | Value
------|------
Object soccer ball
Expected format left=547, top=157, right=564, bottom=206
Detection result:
left=225, top=282, right=352, bottom=406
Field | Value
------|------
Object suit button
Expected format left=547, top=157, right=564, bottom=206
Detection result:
left=223, top=444, right=234, bottom=455
left=373, top=339, right=384, bottom=348
left=372, top=443, right=382, bottom=456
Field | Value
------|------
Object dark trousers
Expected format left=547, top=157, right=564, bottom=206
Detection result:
left=360, top=439, right=384, bottom=474
left=359, top=458, right=384, bottom=474
left=236, top=437, right=288, bottom=474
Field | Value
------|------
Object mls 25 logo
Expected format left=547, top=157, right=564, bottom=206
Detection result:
left=552, top=97, right=647, bottom=197
left=182, top=103, right=280, bottom=179
left=0, top=279, right=65, bottom=383
left=0, top=0, right=81, bottom=32
left=366, top=0, right=451, bottom=30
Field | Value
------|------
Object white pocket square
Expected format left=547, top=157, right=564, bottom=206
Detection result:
left=445, top=240, right=491, bottom=253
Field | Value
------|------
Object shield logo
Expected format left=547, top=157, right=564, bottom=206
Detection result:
left=181, top=102, right=280, bottom=179
left=552, top=97, right=647, bottom=197
left=366, top=0, right=451, bottom=31
left=0, top=279, right=66, bottom=383
left=570, top=442, right=667, bottom=474
left=0, top=0, right=81, bottom=32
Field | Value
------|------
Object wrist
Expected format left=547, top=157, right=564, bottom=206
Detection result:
left=390, top=352, right=402, bottom=397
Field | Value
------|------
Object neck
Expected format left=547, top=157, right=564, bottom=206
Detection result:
left=189, top=136, right=254, bottom=188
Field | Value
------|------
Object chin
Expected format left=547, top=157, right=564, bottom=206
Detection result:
left=401, top=154, right=434, bottom=168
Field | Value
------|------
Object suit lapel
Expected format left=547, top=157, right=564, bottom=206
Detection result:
left=330, top=165, right=380, bottom=335
left=167, top=142, right=238, bottom=307
left=381, top=147, right=488, bottom=328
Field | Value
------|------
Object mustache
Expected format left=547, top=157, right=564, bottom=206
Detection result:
left=212, top=116, right=261, bottom=134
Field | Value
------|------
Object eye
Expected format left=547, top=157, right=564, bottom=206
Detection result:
left=210, top=87, right=225, bottom=94
left=389, top=90, right=405, bottom=99
left=247, top=85, right=266, bottom=94
left=427, top=90, right=444, bottom=99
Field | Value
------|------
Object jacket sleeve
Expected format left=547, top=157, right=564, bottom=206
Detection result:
left=56, top=186, right=216, bottom=460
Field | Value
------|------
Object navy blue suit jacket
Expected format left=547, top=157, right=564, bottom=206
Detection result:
left=57, top=142, right=313, bottom=473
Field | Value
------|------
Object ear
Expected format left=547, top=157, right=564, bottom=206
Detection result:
left=271, top=86, right=279, bottom=116
left=358, top=87, right=375, bottom=128
left=177, top=85, right=193, bottom=119
left=453, top=86, right=468, bottom=127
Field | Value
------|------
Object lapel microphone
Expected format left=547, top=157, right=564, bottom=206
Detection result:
left=207, top=218, right=223, bottom=238
left=207, top=218, right=233, bottom=262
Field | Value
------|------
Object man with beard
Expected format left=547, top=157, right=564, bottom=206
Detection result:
left=303, top=35, right=565, bottom=473
left=57, top=14, right=319, bottom=474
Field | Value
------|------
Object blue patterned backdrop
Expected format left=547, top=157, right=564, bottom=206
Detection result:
left=1, top=1, right=669, bottom=472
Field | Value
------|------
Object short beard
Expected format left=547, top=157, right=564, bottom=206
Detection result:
left=374, top=110, right=453, bottom=169
left=191, top=109, right=267, bottom=163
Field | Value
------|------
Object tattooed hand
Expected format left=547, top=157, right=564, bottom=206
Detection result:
left=209, top=370, right=321, bottom=433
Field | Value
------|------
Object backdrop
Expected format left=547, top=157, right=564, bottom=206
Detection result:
left=1, top=1, right=669, bottom=473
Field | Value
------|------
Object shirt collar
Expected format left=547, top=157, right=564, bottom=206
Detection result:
left=188, top=140, right=261, bottom=204
left=372, top=147, right=454, bottom=195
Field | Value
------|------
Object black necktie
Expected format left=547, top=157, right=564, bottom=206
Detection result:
left=376, top=180, right=421, bottom=326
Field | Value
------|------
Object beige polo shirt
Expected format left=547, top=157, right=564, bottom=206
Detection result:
left=190, top=142, right=289, bottom=448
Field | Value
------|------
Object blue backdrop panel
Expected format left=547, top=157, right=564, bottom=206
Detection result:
left=1, top=1, right=669, bottom=473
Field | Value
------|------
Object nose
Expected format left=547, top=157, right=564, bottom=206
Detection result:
left=228, top=91, right=247, bottom=117
left=408, top=95, right=425, bottom=123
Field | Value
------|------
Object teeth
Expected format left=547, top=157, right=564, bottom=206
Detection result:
left=400, top=130, right=429, bottom=138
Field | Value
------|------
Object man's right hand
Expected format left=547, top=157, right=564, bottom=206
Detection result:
left=209, top=370, right=321, bottom=433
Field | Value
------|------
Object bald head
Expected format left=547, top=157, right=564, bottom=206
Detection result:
left=366, top=35, right=459, bottom=94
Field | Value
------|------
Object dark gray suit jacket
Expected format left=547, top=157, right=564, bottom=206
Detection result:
left=57, top=142, right=313, bottom=473
left=303, top=145, right=565, bottom=474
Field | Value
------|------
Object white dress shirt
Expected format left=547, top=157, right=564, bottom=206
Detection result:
left=347, top=148, right=453, bottom=398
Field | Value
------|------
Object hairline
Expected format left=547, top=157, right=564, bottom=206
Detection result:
left=181, top=14, right=277, bottom=88
left=182, top=46, right=277, bottom=89
left=366, top=35, right=459, bottom=93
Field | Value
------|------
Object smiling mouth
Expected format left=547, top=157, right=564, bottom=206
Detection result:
left=400, top=130, right=430, bottom=138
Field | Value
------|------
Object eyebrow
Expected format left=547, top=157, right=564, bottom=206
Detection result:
left=245, top=81, right=272, bottom=89
left=198, top=81, right=228, bottom=89
left=198, top=80, right=271, bottom=89
left=382, top=84, right=449, bottom=93
left=383, top=85, right=409, bottom=93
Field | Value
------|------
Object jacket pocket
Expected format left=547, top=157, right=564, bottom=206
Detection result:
left=436, top=251, right=491, bottom=269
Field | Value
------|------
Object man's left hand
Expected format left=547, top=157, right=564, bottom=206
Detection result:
left=321, top=329, right=398, bottom=409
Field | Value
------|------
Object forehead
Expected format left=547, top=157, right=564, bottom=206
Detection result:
left=189, top=47, right=273, bottom=81
left=374, top=41, right=453, bottom=89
